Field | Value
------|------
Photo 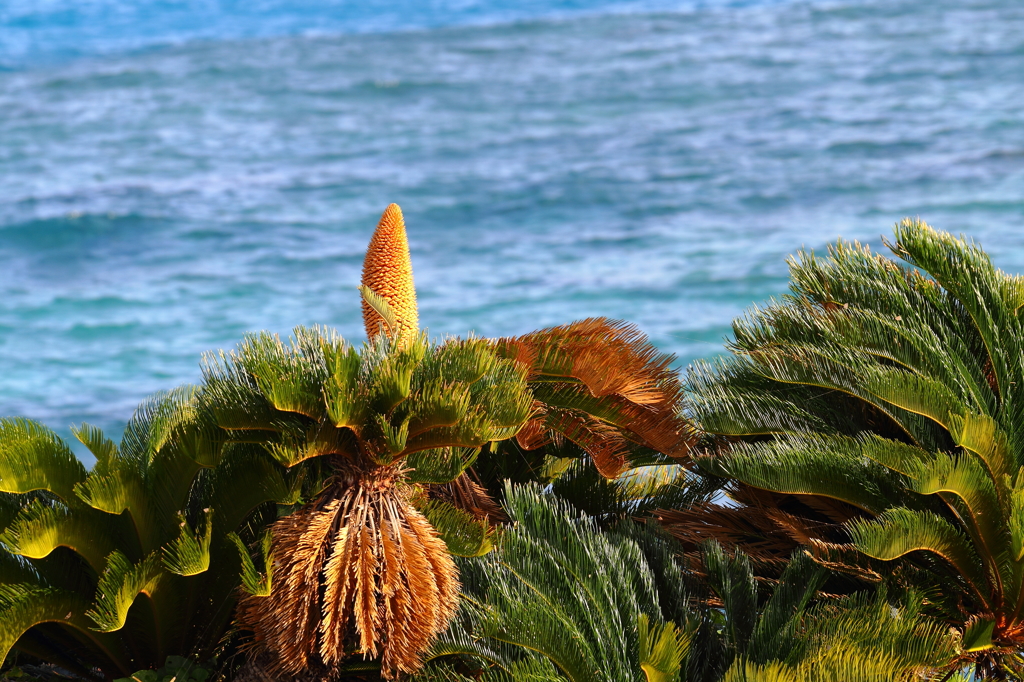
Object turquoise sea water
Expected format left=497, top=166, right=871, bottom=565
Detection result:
left=2, top=0, right=1023, bottom=461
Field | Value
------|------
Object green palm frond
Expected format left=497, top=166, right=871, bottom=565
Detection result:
left=864, top=366, right=970, bottom=433
left=417, top=498, right=493, bottom=558
left=946, top=412, right=1011, bottom=482
left=0, top=391, right=308, bottom=676
left=701, top=433, right=905, bottom=514
left=85, top=551, right=164, bottom=632
left=848, top=508, right=989, bottom=597
left=0, top=497, right=118, bottom=573
left=74, top=467, right=155, bottom=548
left=203, top=326, right=534, bottom=471
left=793, top=589, right=958, bottom=681
left=406, top=448, right=479, bottom=485
left=162, top=509, right=213, bottom=576
left=228, top=530, right=273, bottom=597
left=743, top=551, right=827, bottom=666
left=687, top=358, right=843, bottom=438
left=637, top=613, right=690, bottom=682
left=702, top=541, right=758, bottom=656
left=690, top=219, right=1024, bottom=671
left=0, top=419, right=87, bottom=502
left=71, top=423, right=118, bottom=475
left=0, top=584, right=110, bottom=674
left=421, top=484, right=694, bottom=682
left=704, top=544, right=957, bottom=682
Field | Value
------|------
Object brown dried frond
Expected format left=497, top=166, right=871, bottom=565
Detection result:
left=496, top=317, right=679, bottom=404
left=655, top=487, right=883, bottom=588
left=236, top=479, right=459, bottom=680
left=656, top=503, right=804, bottom=569
left=495, top=318, right=696, bottom=464
left=430, top=471, right=507, bottom=523
left=804, top=538, right=885, bottom=583
left=764, top=507, right=836, bottom=547
left=543, top=407, right=631, bottom=478
left=231, top=652, right=338, bottom=682
left=362, top=204, right=419, bottom=342
left=515, top=391, right=689, bottom=477
left=236, top=498, right=342, bottom=675
left=514, top=410, right=552, bottom=452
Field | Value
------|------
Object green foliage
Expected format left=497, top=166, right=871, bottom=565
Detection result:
left=201, top=327, right=533, bottom=471
left=227, top=530, right=272, bottom=597
left=690, top=219, right=1024, bottom=673
left=416, top=498, right=493, bottom=557
left=0, top=390, right=302, bottom=677
left=708, top=549, right=957, bottom=682
left=419, top=483, right=698, bottom=682
left=415, top=485, right=958, bottom=682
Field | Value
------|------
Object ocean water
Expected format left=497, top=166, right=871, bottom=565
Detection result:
left=1, top=0, right=1023, bottom=462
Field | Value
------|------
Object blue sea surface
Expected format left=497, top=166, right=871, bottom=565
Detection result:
left=1, top=0, right=1023, bottom=462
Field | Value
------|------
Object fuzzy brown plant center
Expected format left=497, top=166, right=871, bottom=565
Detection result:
left=237, top=464, right=458, bottom=679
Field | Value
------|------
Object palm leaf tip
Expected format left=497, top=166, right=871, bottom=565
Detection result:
left=362, top=203, right=419, bottom=342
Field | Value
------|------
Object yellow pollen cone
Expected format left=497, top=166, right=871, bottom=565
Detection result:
left=361, top=203, right=419, bottom=342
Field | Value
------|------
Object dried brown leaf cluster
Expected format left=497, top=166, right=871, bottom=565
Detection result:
left=236, top=475, right=458, bottom=679
left=495, top=318, right=696, bottom=477
left=431, top=471, right=508, bottom=523
left=655, top=485, right=878, bottom=586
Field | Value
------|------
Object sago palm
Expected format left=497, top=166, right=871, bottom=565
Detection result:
left=415, top=485, right=956, bottom=682
left=688, top=219, right=1024, bottom=676
left=222, top=204, right=694, bottom=679
left=416, top=482, right=699, bottom=682
left=0, top=390, right=302, bottom=678
left=701, top=543, right=957, bottom=682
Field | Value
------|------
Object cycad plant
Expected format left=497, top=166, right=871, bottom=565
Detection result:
left=0, top=390, right=302, bottom=678
left=415, top=485, right=957, bottom=682
left=221, top=204, right=694, bottom=679
left=702, top=544, right=957, bottom=682
left=221, top=326, right=534, bottom=678
left=417, top=482, right=700, bottom=682
left=689, top=219, right=1024, bottom=676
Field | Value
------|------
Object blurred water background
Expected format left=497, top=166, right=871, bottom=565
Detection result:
left=1, top=0, right=1023, bottom=462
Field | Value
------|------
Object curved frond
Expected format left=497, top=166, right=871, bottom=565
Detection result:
left=0, top=584, right=99, bottom=671
left=848, top=508, right=989, bottom=601
left=86, top=551, right=164, bottom=632
left=162, top=508, right=213, bottom=576
left=704, top=434, right=905, bottom=514
left=406, top=448, right=479, bottom=485
left=416, top=498, right=493, bottom=558
left=74, top=468, right=154, bottom=549
left=637, top=613, right=689, bottom=682
left=0, top=498, right=118, bottom=573
left=229, top=530, right=273, bottom=597
left=71, top=423, right=118, bottom=475
left=0, top=419, right=86, bottom=502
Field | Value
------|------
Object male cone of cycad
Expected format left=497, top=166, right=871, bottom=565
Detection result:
left=361, top=203, right=419, bottom=342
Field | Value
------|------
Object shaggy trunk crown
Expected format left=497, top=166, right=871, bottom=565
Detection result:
left=236, top=478, right=458, bottom=679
